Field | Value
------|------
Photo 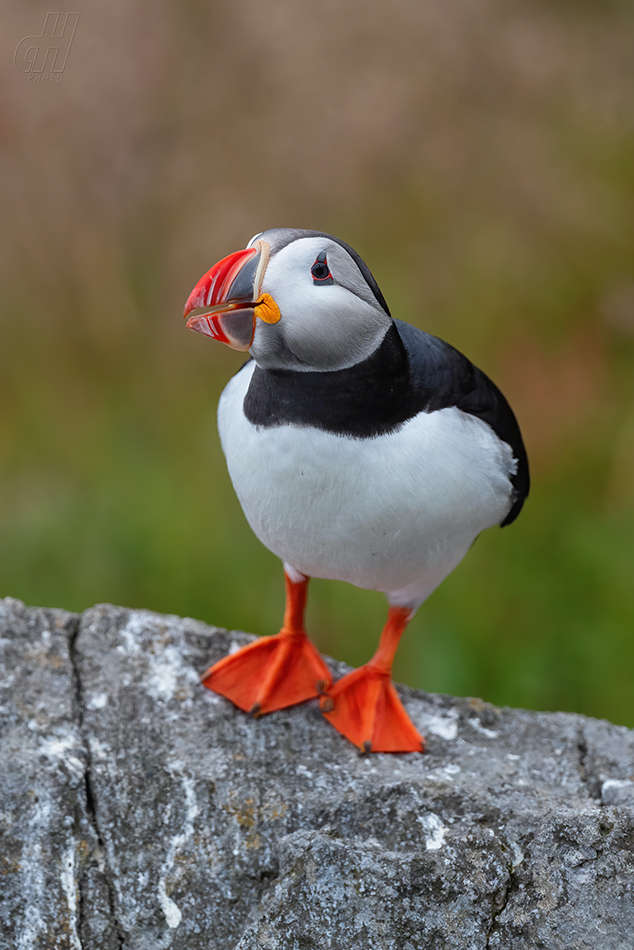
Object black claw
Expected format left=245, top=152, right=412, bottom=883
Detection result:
left=249, top=702, right=262, bottom=718
left=361, top=740, right=372, bottom=754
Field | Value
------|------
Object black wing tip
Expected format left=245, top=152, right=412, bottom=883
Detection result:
left=500, top=453, right=530, bottom=527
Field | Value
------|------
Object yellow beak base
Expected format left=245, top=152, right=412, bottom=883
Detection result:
left=254, top=293, right=281, bottom=325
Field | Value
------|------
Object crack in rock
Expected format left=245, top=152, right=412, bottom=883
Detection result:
left=69, top=615, right=126, bottom=950
left=484, top=857, right=519, bottom=949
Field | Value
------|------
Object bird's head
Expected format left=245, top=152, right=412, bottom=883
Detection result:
left=183, top=229, right=392, bottom=371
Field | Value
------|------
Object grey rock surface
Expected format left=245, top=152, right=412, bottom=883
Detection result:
left=1, top=597, right=633, bottom=949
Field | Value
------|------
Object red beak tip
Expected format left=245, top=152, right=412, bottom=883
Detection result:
left=186, top=314, right=203, bottom=331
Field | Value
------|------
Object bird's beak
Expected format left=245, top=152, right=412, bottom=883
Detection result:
left=183, top=240, right=280, bottom=351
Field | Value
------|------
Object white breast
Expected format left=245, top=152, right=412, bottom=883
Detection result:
left=218, top=362, right=516, bottom=610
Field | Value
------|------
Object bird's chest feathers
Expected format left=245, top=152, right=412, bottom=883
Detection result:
left=217, top=362, right=514, bottom=588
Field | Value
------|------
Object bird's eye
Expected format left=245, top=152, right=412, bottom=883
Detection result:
left=311, top=262, right=329, bottom=280
left=311, top=255, right=333, bottom=283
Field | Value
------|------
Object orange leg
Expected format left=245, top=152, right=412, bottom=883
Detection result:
left=321, top=606, right=425, bottom=753
left=201, top=573, right=332, bottom=716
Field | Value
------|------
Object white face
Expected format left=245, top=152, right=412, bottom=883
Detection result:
left=248, top=236, right=392, bottom=371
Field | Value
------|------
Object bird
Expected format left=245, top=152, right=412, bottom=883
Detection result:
left=183, top=228, right=529, bottom=753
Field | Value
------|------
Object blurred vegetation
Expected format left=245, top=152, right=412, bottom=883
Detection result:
left=1, top=0, right=634, bottom=725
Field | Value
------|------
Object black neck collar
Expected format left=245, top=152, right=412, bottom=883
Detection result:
left=243, top=323, right=417, bottom=438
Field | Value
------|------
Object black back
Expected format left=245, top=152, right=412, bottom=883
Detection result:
left=242, top=320, right=529, bottom=526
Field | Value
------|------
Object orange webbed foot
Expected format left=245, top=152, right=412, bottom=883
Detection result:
left=320, top=665, right=425, bottom=753
left=201, top=629, right=332, bottom=715
left=201, top=571, right=331, bottom=715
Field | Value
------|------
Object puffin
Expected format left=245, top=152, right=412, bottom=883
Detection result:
left=183, top=228, right=529, bottom=753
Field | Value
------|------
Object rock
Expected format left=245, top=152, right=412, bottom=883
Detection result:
left=1, top=597, right=633, bottom=949
left=0, top=600, right=116, bottom=950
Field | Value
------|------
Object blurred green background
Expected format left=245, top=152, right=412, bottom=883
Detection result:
left=2, top=0, right=634, bottom=726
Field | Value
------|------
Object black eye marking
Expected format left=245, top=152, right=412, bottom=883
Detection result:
left=311, top=252, right=334, bottom=284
